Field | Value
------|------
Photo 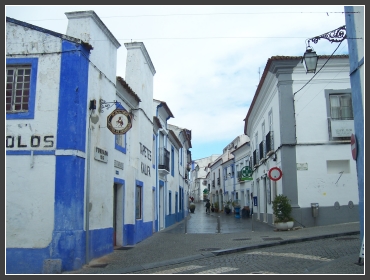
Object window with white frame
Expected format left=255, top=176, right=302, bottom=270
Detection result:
left=329, top=94, right=353, bottom=120
left=268, top=110, right=273, bottom=131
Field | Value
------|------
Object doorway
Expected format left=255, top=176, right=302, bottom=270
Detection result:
left=113, top=181, right=124, bottom=247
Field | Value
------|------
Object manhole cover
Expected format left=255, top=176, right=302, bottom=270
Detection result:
left=115, top=246, right=134, bottom=250
left=199, top=248, right=221, bottom=251
left=262, top=237, right=283, bottom=241
left=233, top=238, right=251, bottom=241
left=335, top=237, right=358, bottom=241
left=89, top=263, right=108, bottom=268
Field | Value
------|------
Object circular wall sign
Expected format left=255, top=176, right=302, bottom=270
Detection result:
left=107, top=109, right=132, bottom=135
left=351, top=133, right=357, bottom=160
left=268, top=167, right=282, bottom=181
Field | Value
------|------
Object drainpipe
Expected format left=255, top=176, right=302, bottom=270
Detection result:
left=85, top=115, right=92, bottom=264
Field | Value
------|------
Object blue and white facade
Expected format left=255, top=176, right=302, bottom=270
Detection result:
left=344, top=5, right=364, bottom=243
left=6, top=11, right=192, bottom=274
left=243, top=55, right=359, bottom=227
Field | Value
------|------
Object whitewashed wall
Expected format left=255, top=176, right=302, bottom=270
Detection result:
left=6, top=23, right=62, bottom=248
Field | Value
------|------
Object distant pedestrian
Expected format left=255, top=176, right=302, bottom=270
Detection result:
left=205, top=201, right=210, bottom=214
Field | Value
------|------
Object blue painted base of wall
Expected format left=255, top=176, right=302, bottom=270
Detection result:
left=7, top=229, right=85, bottom=274
left=125, top=220, right=153, bottom=245
left=89, top=228, right=114, bottom=261
left=6, top=247, right=51, bottom=274
left=7, top=219, right=183, bottom=273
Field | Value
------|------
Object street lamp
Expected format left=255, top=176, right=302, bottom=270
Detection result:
left=302, top=43, right=318, bottom=74
left=302, top=25, right=346, bottom=74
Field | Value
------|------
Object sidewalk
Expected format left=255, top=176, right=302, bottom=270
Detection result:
left=64, top=201, right=363, bottom=274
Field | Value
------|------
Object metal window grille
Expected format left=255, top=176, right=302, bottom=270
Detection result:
left=6, top=66, right=31, bottom=112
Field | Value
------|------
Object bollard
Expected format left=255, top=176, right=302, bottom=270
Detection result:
left=185, top=215, right=188, bottom=234
left=217, top=216, right=221, bottom=233
left=251, top=213, right=254, bottom=232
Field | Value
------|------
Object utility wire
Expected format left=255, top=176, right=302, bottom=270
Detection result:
left=17, top=11, right=356, bottom=21
left=293, top=40, right=344, bottom=96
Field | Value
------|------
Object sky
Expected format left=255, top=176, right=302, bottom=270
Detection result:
left=6, top=5, right=351, bottom=161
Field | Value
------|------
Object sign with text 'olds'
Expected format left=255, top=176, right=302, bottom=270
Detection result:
left=107, top=109, right=132, bottom=135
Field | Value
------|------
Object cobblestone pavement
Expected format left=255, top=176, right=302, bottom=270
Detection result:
left=130, top=235, right=364, bottom=274
left=63, top=201, right=363, bottom=274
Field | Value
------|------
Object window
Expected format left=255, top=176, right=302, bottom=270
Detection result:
left=115, top=103, right=127, bottom=153
left=330, top=94, right=353, bottom=120
left=6, top=66, right=30, bottom=112
left=169, top=191, right=172, bottom=213
left=135, top=184, right=142, bottom=219
left=6, top=58, right=38, bottom=119
left=171, top=146, right=175, bottom=176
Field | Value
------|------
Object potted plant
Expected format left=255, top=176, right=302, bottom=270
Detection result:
left=232, top=200, right=241, bottom=218
left=189, top=202, right=196, bottom=213
left=224, top=199, right=232, bottom=214
left=272, top=194, right=294, bottom=230
left=214, top=201, right=219, bottom=212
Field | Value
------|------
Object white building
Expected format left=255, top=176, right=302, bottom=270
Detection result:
left=208, top=135, right=249, bottom=212
left=231, top=140, right=252, bottom=211
left=168, top=124, right=193, bottom=221
left=190, top=155, right=220, bottom=202
left=243, top=55, right=359, bottom=227
left=6, top=11, right=192, bottom=274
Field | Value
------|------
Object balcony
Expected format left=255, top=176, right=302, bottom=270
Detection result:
left=259, top=140, right=265, bottom=161
left=212, top=180, right=215, bottom=188
left=265, top=131, right=274, bottom=155
left=217, top=177, right=220, bottom=185
left=158, top=147, right=170, bottom=176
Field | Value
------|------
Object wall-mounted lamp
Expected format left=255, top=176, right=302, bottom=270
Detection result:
left=302, top=25, right=346, bottom=74
left=89, top=99, right=96, bottom=110
left=302, top=44, right=318, bottom=74
left=273, top=153, right=277, bottom=162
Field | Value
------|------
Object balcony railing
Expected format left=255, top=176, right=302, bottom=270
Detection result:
left=259, top=140, right=265, bottom=160
left=158, top=147, right=170, bottom=173
left=265, top=131, right=274, bottom=154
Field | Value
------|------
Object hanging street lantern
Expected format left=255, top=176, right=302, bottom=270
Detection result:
left=302, top=45, right=318, bottom=74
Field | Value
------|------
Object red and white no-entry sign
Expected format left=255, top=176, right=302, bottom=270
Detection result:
left=268, top=167, right=282, bottom=181
left=351, top=133, right=357, bottom=160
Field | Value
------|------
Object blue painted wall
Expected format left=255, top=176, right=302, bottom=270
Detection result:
left=344, top=6, right=364, bottom=242
left=6, top=39, right=90, bottom=274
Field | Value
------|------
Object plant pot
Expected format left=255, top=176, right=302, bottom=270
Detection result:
left=190, top=209, right=195, bottom=213
left=234, top=206, right=241, bottom=218
left=274, top=221, right=294, bottom=231
left=225, top=208, right=231, bottom=214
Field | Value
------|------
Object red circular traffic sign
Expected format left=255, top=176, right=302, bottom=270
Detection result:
left=268, top=167, right=282, bottom=181
left=351, top=133, right=357, bottom=160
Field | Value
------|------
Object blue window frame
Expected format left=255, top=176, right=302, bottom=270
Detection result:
left=135, top=181, right=143, bottom=219
left=6, top=58, right=38, bottom=119
left=169, top=191, right=172, bottom=214
left=115, top=102, right=127, bottom=153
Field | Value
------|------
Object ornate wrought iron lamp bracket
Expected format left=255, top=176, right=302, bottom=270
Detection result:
left=307, top=25, right=346, bottom=45
left=99, top=99, right=123, bottom=113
